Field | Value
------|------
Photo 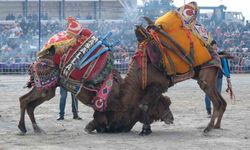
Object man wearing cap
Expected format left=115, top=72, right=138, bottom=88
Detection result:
left=57, top=17, right=87, bottom=120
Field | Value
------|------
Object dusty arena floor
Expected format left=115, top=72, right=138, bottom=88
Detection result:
left=0, top=74, right=249, bottom=150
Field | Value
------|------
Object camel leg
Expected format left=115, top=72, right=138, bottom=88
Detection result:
left=204, top=87, right=221, bottom=132
left=26, top=89, right=55, bottom=133
left=85, top=119, right=98, bottom=133
left=26, top=99, right=46, bottom=134
left=18, top=89, right=36, bottom=134
left=139, top=107, right=152, bottom=136
left=18, top=101, right=27, bottom=134
left=85, top=110, right=110, bottom=133
left=95, top=111, right=109, bottom=133
left=198, top=67, right=223, bottom=133
left=214, top=93, right=227, bottom=129
left=139, top=84, right=164, bottom=136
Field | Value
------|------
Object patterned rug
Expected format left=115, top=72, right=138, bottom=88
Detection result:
left=29, top=58, right=59, bottom=92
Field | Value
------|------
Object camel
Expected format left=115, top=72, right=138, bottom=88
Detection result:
left=88, top=22, right=227, bottom=135
left=18, top=24, right=227, bottom=135
left=18, top=46, right=174, bottom=135
left=92, top=56, right=226, bottom=134
left=85, top=60, right=175, bottom=135
left=18, top=28, right=226, bottom=135
left=18, top=11, right=227, bottom=135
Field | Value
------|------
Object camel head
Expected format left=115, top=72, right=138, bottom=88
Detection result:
left=148, top=95, right=174, bottom=125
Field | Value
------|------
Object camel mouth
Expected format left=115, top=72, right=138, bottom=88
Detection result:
left=163, top=119, right=174, bottom=125
left=161, top=111, right=174, bottom=125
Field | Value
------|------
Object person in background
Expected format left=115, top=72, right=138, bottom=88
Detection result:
left=57, top=87, right=82, bottom=120
left=57, top=17, right=86, bottom=121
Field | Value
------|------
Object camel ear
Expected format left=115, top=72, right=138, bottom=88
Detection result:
left=134, top=25, right=149, bottom=42
left=48, top=45, right=56, bottom=56
left=143, top=16, right=154, bottom=25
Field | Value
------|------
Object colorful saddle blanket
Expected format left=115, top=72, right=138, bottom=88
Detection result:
left=29, top=58, right=59, bottom=92
left=60, top=33, right=114, bottom=83
left=39, top=30, right=114, bottom=86
left=57, top=31, right=116, bottom=112
left=34, top=29, right=117, bottom=112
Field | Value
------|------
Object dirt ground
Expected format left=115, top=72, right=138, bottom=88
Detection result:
left=0, top=74, right=249, bottom=150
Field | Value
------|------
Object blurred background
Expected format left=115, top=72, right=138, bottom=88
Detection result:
left=0, top=0, right=249, bottom=74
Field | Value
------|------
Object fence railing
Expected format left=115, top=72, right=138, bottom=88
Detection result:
left=0, top=61, right=130, bottom=74
left=0, top=61, right=249, bottom=75
left=0, top=63, right=30, bottom=74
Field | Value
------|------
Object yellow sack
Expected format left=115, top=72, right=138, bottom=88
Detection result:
left=155, top=11, right=212, bottom=74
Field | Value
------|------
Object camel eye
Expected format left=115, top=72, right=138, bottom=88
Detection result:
left=48, top=46, right=55, bottom=55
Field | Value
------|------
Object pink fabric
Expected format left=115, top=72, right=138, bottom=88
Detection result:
left=93, top=72, right=114, bottom=112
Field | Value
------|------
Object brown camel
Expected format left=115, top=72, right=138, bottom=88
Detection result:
left=91, top=57, right=226, bottom=135
left=18, top=47, right=174, bottom=135
left=86, top=95, right=173, bottom=134
left=88, top=24, right=227, bottom=135
left=18, top=20, right=226, bottom=135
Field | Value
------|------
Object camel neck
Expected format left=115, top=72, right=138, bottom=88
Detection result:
left=120, top=61, right=143, bottom=105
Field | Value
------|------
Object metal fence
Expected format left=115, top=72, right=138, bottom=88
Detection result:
left=0, top=63, right=30, bottom=74
left=0, top=59, right=249, bottom=75
left=0, top=61, right=130, bottom=74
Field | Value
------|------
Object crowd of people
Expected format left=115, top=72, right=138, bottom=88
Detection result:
left=203, top=19, right=250, bottom=72
left=0, top=18, right=135, bottom=65
left=0, top=13, right=250, bottom=73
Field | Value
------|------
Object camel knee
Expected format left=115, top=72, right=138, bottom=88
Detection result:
left=19, top=93, right=29, bottom=104
left=93, top=112, right=108, bottom=126
left=26, top=104, right=35, bottom=115
left=19, top=97, right=28, bottom=109
left=215, top=93, right=227, bottom=110
left=197, top=80, right=208, bottom=92
left=85, top=120, right=97, bottom=133
left=220, top=99, right=227, bottom=111
left=223, top=101, right=227, bottom=109
left=19, top=89, right=39, bottom=108
left=219, top=96, right=227, bottom=108
left=139, top=104, right=149, bottom=112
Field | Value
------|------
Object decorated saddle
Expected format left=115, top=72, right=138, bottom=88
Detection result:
left=59, top=30, right=118, bottom=111
left=133, top=1, right=215, bottom=76
left=133, top=2, right=221, bottom=88
left=153, top=1, right=213, bottom=75
left=30, top=17, right=119, bottom=112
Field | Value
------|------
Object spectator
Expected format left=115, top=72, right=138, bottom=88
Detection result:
left=86, top=13, right=92, bottom=20
left=57, top=87, right=82, bottom=120
left=0, top=13, right=249, bottom=73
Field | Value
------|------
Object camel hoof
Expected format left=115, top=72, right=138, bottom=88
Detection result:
left=33, top=124, right=46, bottom=134
left=85, top=119, right=100, bottom=133
left=84, top=127, right=94, bottom=134
left=84, top=122, right=96, bottom=133
left=34, top=129, right=46, bottom=134
left=139, top=128, right=152, bottom=136
left=203, top=127, right=212, bottom=133
left=96, top=127, right=106, bottom=133
left=17, top=131, right=26, bottom=136
left=214, top=125, right=221, bottom=129
left=18, top=123, right=27, bottom=134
